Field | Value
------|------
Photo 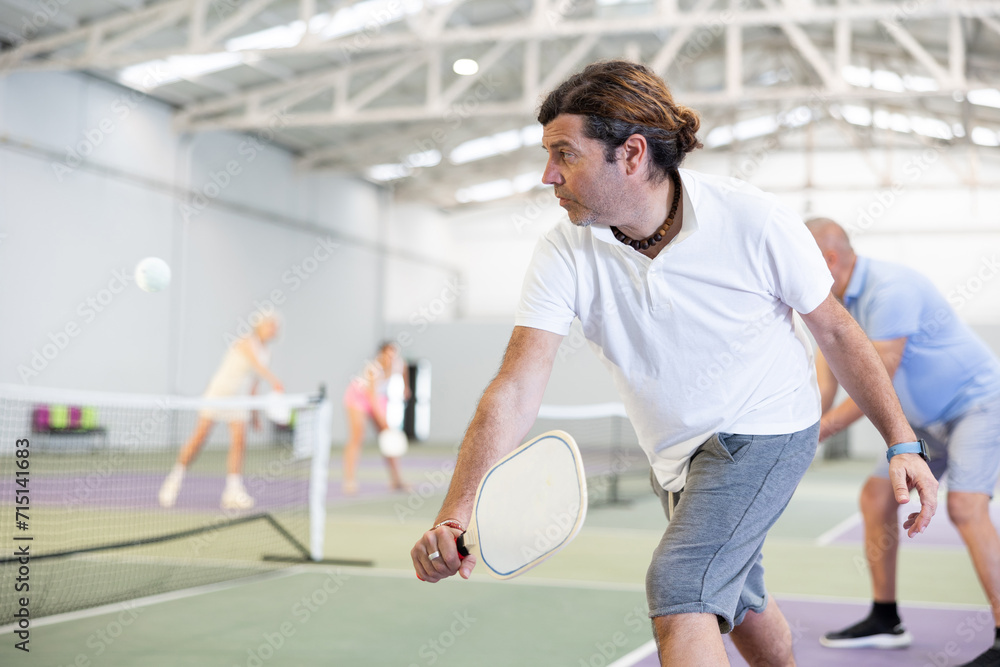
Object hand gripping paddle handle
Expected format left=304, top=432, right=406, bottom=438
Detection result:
left=416, top=532, right=469, bottom=580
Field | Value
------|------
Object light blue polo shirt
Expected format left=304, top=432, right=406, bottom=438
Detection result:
left=843, top=257, right=1000, bottom=428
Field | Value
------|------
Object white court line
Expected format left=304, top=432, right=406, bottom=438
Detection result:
left=579, top=526, right=666, bottom=540
left=0, top=567, right=302, bottom=634
left=0, top=565, right=645, bottom=634
left=814, top=494, right=1000, bottom=548
left=815, top=511, right=862, bottom=546
left=771, top=590, right=991, bottom=612
left=609, top=639, right=656, bottom=667
left=309, top=563, right=647, bottom=593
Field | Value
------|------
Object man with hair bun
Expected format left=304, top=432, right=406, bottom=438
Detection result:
left=411, top=60, right=937, bottom=666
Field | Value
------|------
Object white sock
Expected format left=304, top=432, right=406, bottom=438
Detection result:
left=226, top=474, right=243, bottom=492
left=169, top=463, right=186, bottom=479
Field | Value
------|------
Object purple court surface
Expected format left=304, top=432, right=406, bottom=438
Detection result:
left=1, top=454, right=458, bottom=510
left=828, top=498, right=1000, bottom=549
left=626, top=598, right=993, bottom=667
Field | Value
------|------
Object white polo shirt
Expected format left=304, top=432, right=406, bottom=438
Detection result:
left=515, top=169, right=833, bottom=491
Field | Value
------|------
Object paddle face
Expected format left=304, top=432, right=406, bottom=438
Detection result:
left=462, top=430, right=587, bottom=580
left=264, top=392, right=292, bottom=426
left=378, top=429, right=408, bottom=457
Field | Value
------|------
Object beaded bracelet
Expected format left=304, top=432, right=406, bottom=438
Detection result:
left=433, top=519, right=464, bottom=531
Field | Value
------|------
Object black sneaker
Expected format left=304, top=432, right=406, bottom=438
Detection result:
left=820, top=613, right=912, bottom=649
left=959, top=646, right=1000, bottom=666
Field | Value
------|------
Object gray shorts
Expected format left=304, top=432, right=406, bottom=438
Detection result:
left=871, top=393, right=1000, bottom=496
left=646, top=422, right=819, bottom=633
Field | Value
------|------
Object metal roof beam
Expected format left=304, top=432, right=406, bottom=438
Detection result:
left=4, top=0, right=997, bottom=72
left=879, top=18, right=953, bottom=87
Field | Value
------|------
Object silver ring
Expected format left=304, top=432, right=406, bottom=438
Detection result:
left=428, top=551, right=440, bottom=560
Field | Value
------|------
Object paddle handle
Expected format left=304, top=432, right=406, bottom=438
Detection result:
left=456, top=522, right=477, bottom=558
left=416, top=529, right=471, bottom=581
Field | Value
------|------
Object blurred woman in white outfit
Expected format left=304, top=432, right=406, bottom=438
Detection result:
left=159, top=315, right=283, bottom=509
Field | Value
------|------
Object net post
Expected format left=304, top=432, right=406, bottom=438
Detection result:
left=309, top=391, right=333, bottom=561
left=610, top=416, right=622, bottom=505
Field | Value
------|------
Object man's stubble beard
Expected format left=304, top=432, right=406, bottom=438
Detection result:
left=569, top=210, right=596, bottom=228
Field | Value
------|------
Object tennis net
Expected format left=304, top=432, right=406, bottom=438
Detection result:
left=530, top=403, right=650, bottom=506
left=0, top=383, right=344, bottom=625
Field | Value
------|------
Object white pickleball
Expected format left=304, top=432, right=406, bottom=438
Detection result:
left=135, top=257, right=172, bottom=292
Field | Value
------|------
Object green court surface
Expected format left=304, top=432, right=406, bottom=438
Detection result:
left=0, top=450, right=990, bottom=666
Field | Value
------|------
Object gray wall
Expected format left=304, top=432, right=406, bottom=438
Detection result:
left=385, top=320, right=619, bottom=443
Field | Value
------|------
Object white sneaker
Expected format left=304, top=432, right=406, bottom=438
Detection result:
left=221, top=486, right=255, bottom=510
left=158, top=470, right=184, bottom=508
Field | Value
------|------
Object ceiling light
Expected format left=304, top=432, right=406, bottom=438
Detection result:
left=970, top=127, right=1000, bottom=147
left=119, top=53, right=244, bottom=89
left=367, top=163, right=413, bottom=181
left=449, top=125, right=539, bottom=165
left=456, top=179, right=512, bottom=203
left=453, top=59, right=479, bottom=76
left=837, top=105, right=872, bottom=127
left=226, top=22, right=306, bottom=51
left=969, top=89, right=1000, bottom=109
